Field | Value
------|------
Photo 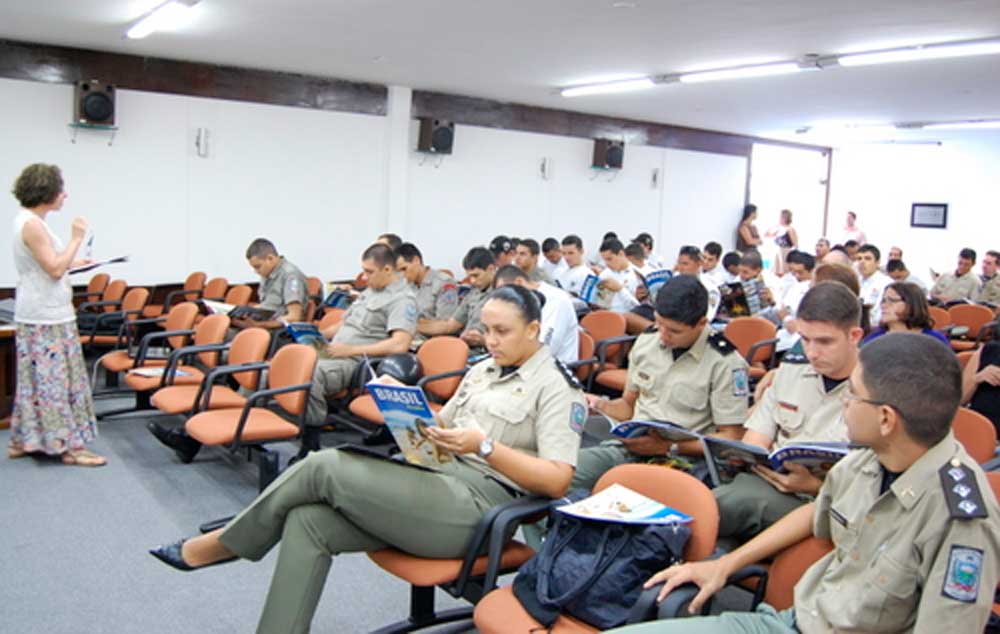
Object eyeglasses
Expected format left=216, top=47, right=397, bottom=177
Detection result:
left=880, top=295, right=904, bottom=304
left=841, top=388, right=890, bottom=408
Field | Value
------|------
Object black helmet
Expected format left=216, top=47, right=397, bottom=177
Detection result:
left=377, top=353, right=422, bottom=385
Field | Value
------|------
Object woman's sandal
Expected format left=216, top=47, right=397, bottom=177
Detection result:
left=61, top=449, right=108, bottom=467
left=7, top=445, right=27, bottom=459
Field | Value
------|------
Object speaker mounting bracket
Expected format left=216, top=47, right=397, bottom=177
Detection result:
left=68, top=122, right=119, bottom=146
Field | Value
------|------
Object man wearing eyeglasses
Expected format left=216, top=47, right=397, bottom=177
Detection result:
left=714, top=282, right=858, bottom=542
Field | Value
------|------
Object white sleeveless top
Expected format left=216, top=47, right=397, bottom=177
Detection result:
left=12, top=209, right=75, bottom=324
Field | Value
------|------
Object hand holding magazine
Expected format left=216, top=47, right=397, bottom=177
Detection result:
left=366, top=380, right=452, bottom=469
left=557, top=483, right=693, bottom=525
left=702, top=436, right=850, bottom=484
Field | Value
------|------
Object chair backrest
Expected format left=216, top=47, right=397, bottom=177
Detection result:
left=576, top=331, right=596, bottom=381
left=229, top=327, right=272, bottom=391
left=102, top=279, right=128, bottom=312
left=202, top=277, right=229, bottom=300
left=988, top=471, right=1000, bottom=503
left=192, top=314, right=230, bottom=367
left=120, top=288, right=150, bottom=324
left=306, top=276, right=323, bottom=297
left=957, top=350, right=976, bottom=370
left=417, top=336, right=469, bottom=401
left=163, top=302, right=200, bottom=350
left=183, top=271, right=207, bottom=292
left=951, top=407, right=998, bottom=463
left=87, top=272, right=110, bottom=295
left=764, top=537, right=835, bottom=610
left=224, top=284, right=253, bottom=306
left=948, top=304, right=995, bottom=338
left=268, top=343, right=318, bottom=415
left=580, top=310, right=627, bottom=363
left=928, top=306, right=951, bottom=331
left=593, top=464, right=719, bottom=562
left=725, top=317, right=778, bottom=364
left=317, top=308, right=346, bottom=330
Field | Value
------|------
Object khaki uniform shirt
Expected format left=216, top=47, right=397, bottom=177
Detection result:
left=257, top=257, right=307, bottom=317
left=437, top=345, right=585, bottom=492
left=744, top=360, right=849, bottom=450
left=415, top=268, right=459, bottom=321
left=625, top=328, right=749, bottom=434
left=932, top=271, right=981, bottom=301
left=452, top=286, right=489, bottom=333
left=976, top=274, right=1000, bottom=304
left=333, top=277, right=417, bottom=346
left=795, top=433, right=1000, bottom=633
left=526, top=266, right=553, bottom=285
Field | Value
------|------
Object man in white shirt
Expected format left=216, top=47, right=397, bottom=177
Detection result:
left=494, top=265, right=579, bottom=363
left=633, top=232, right=664, bottom=270
left=625, top=242, right=654, bottom=277
left=539, top=237, right=569, bottom=281
left=701, top=241, right=727, bottom=289
left=597, top=238, right=641, bottom=312
left=774, top=250, right=815, bottom=351
left=557, top=234, right=593, bottom=297
left=675, top=245, right=721, bottom=322
left=855, top=244, right=892, bottom=324
left=886, top=259, right=927, bottom=292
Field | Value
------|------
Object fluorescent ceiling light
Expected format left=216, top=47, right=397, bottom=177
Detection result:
left=126, top=0, right=200, bottom=40
left=838, top=39, right=1000, bottom=67
left=922, top=120, right=1000, bottom=130
left=678, top=62, right=805, bottom=84
left=561, top=77, right=656, bottom=97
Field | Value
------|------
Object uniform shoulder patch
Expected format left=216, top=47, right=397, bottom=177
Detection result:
left=781, top=340, right=808, bottom=364
left=707, top=332, right=737, bottom=355
left=942, top=545, right=983, bottom=603
left=939, top=460, right=988, bottom=520
left=569, top=402, right=586, bottom=434
left=554, top=359, right=583, bottom=390
left=643, top=324, right=658, bottom=334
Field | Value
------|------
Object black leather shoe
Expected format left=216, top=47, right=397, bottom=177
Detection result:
left=149, top=539, right=237, bottom=572
left=147, top=422, right=202, bottom=463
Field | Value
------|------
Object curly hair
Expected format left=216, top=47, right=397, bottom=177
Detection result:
left=12, top=164, right=63, bottom=208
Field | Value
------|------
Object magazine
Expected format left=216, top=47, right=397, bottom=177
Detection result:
left=579, top=274, right=601, bottom=304
left=366, top=381, right=452, bottom=468
left=702, top=436, right=850, bottom=484
left=128, top=367, right=193, bottom=378
left=719, top=282, right=752, bottom=317
left=322, top=289, right=352, bottom=309
left=284, top=322, right=332, bottom=358
left=556, top=483, right=693, bottom=525
left=68, top=255, right=129, bottom=275
left=201, top=299, right=276, bottom=321
left=592, top=412, right=702, bottom=442
left=643, top=269, right=673, bottom=299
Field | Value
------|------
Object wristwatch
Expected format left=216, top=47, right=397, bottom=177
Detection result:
left=477, top=436, right=495, bottom=459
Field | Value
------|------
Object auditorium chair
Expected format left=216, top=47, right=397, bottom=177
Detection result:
left=76, top=278, right=127, bottom=314
left=952, top=407, right=998, bottom=464
left=347, top=336, right=469, bottom=425
left=948, top=304, right=996, bottom=352
left=725, top=317, right=779, bottom=383
left=79, top=286, right=149, bottom=355
left=473, top=464, right=720, bottom=634
left=72, top=272, right=109, bottom=306
left=143, top=271, right=206, bottom=318
left=150, top=327, right=271, bottom=417
left=581, top=311, right=633, bottom=393
left=194, top=284, right=251, bottom=325
left=315, top=307, right=345, bottom=328
left=571, top=332, right=597, bottom=384
left=957, top=350, right=976, bottom=370
left=184, top=343, right=317, bottom=490
left=929, top=306, right=952, bottom=332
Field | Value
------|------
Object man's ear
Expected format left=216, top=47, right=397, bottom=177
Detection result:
left=879, top=403, right=901, bottom=439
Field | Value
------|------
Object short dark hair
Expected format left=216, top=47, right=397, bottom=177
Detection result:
left=518, top=238, right=540, bottom=256
left=844, top=240, right=859, bottom=249
left=816, top=238, right=830, bottom=247
left=634, top=232, right=654, bottom=248
left=847, top=211, right=857, bottom=220
left=13, top=163, right=63, bottom=208
left=494, top=264, right=529, bottom=285
left=395, top=242, right=423, bottom=263
left=246, top=238, right=277, bottom=259
left=740, top=251, right=762, bottom=270
left=859, top=333, right=961, bottom=447
left=813, top=264, right=860, bottom=295
left=886, top=259, right=908, bottom=274
left=858, top=244, right=881, bottom=261
left=831, top=245, right=848, bottom=254
left=489, top=235, right=513, bottom=255
left=603, top=231, right=619, bottom=241
left=656, top=275, right=707, bottom=326
left=959, top=248, right=977, bottom=262
left=741, top=204, right=757, bottom=222
left=487, top=285, right=542, bottom=324
left=463, top=246, right=495, bottom=271
left=678, top=245, right=702, bottom=261
left=797, top=281, right=861, bottom=329
left=362, top=243, right=396, bottom=268
left=624, top=242, right=645, bottom=259
left=786, top=250, right=816, bottom=271
left=985, top=250, right=1000, bottom=262
left=542, top=238, right=560, bottom=253
left=600, top=238, right=625, bottom=254
left=883, top=282, right=933, bottom=330
left=703, top=242, right=722, bottom=258
left=377, top=233, right=403, bottom=250
left=722, top=251, right=741, bottom=269
left=561, top=234, right=583, bottom=249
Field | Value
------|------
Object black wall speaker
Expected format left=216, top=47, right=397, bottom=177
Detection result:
left=417, top=117, right=455, bottom=154
left=74, top=80, right=116, bottom=125
left=592, top=139, right=624, bottom=169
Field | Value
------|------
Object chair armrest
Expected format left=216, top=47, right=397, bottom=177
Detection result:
left=981, top=455, right=1000, bottom=472
left=229, top=382, right=312, bottom=448
left=161, top=342, right=231, bottom=385
left=77, top=299, right=123, bottom=313
left=746, top=337, right=780, bottom=368
left=416, top=367, right=469, bottom=390
left=722, top=564, right=770, bottom=609
left=595, top=334, right=637, bottom=368
left=163, top=287, right=203, bottom=308
left=199, top=362, right=270, bottom=410
left=565, top=356, right=598, bottom=371
left=948, top=325, right=970, bottom=339
left=73, top=290, right=103, bottom=300
left=134, top=329, right=195, bottom=366
left=123, top=316, right=168, bottom=328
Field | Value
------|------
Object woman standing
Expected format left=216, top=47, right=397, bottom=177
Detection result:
left=8, top=164, right=105, bottom=466
left=150, top=285, right=585, bottom=633
left=766, top=209, right=799, bottom=275
left=861, top=282, right=949, bottom=346
left=735, top=204, right=761, bottom=253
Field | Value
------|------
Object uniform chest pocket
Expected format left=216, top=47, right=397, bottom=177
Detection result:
left=671, top=384, right=708, bottom=411
left=362, top=310, right=387, bottom=332
left=486, top=401, right=530, bottom=427
left=776, top=406, right=805, bottom=436
left=855, top=553, right=919, bottom=629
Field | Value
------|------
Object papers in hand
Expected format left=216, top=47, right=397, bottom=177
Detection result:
left=557, top=483, right=693, bottom=525
left=366, top=382, right=452, bottom=469
left=201, top=300, right=275, bottom=321
left=128, top=367, right=192, bottom=378
left=69, top=255, right=129, bottom=275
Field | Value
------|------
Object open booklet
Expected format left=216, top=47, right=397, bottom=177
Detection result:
left=284, top=322, right=333, bottom=359
left=69, top=255, right=129, bottom=275
left=593, top=414, right=701, bottom=442
left=366, top=381, right=452, bottom=469
left=642, top=269, right=673, bottom=299
left=702, top=436, right=850, bottom=483
left=556, top=483, right=693, bottom=525
left=201, top=299, right=276, bottom=321
left=128, top=367, right=193, bottom=378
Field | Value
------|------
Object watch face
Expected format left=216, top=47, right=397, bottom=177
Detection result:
left=479, top=438, right=494, bottom=457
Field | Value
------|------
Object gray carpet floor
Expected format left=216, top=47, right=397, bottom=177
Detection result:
left=1, top=397, right=472, bottom=633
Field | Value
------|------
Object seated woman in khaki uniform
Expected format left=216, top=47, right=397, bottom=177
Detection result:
left=148, top=285, right=586, bottom=634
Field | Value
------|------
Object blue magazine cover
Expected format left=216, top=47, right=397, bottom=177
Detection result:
left=579, top=274, right=600, bottom=304
left=367, top=382, right=452, bottom=468
left=644, top=269, right=673, bottom=299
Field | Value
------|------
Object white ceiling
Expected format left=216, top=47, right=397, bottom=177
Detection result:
left=2, top=0, right=1000, bottom=145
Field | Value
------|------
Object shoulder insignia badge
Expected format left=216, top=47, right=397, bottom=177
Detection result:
left=939, top=460, right=988, bottom=520
left=554, top=359, right=583, bottom=390
left=707, top=332, right=736, bottom=355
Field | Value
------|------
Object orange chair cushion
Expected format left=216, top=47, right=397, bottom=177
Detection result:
left=101, top=350, right=167, bottom=373
left=368, top=541, right=534, bottom=587
left=142, top=305, right=165, bottom=318
left=348, top=394, right=384, bottom=424
left=594, top=368, right=627, bottom=391
left=151, top=385, right=246, bottom=415
left=474, top=585, right=597, bottom=634
left=749, top=366, right=768, bottom=379
left=186, top=408, right=300, bottom=446
left=951, top=341, right=978, bottom=352
left=80, top=334, right=126, bottom=347
left=124, top=366, right=205, bottom=392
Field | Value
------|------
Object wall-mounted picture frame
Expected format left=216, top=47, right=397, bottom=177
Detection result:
left=910, top=203, right=948, bottom=229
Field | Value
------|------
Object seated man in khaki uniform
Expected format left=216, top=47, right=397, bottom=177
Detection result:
left=931, top=247, right=982, bottom=303
left=418, top=246, right=495, bottom=351
left=394, top=242, right=459, bottom=345
left=514, top=238, right=554, bottom=284
left=575, top=275, right=749, bottom=490
left=234, top=238, right=307, bottom=330
left=715, top=282, right=859, bottom=542
left=608, top=333, right=999, bottom=634
left=975, top=249, right=1000, bottom=305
